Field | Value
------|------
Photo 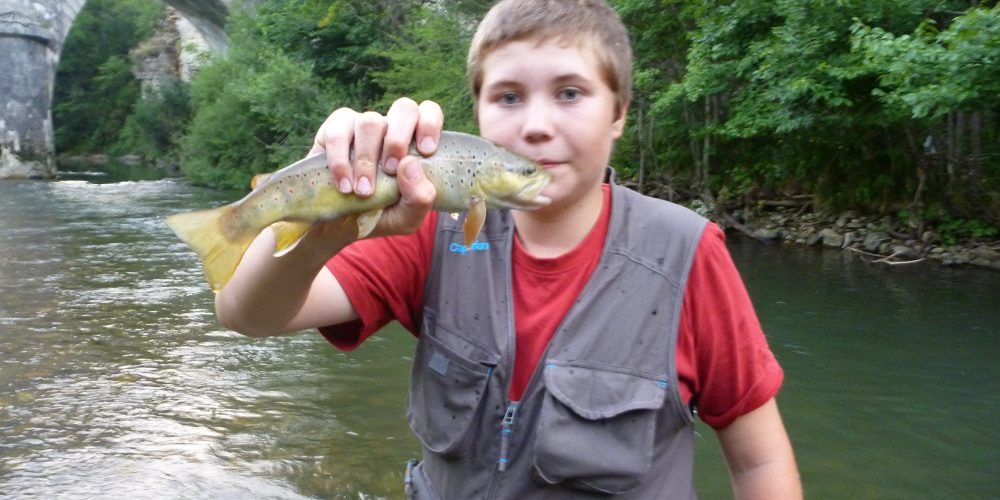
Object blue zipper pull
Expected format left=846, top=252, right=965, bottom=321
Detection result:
left=497, top=401, right=520, bottom=472
left=404, top=459, right=417, bottom=497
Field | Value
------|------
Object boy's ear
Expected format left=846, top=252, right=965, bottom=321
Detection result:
left=611, top=102, right=629, bottom=139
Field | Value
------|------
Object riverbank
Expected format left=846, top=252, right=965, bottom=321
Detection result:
left=57, top=154, right=180, bottom=175
left=47, top=157, right=1000, bottom=271
left=725, top=204, right=1000, bottom=271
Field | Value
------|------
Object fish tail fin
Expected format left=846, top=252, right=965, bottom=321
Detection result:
left=165, top=207, right=252, bottom=292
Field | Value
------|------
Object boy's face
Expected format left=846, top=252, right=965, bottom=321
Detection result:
left=476, top=39, right=625, bottom=212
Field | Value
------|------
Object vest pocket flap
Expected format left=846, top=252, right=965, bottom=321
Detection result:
left=409, top=314, right=497, bottom=456
left=543, top=363, right=666, bottom=420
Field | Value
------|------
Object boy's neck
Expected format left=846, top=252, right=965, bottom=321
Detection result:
left=512, top=184, right=606, bottom=259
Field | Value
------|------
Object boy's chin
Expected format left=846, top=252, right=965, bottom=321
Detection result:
left=538, top=183, right=597, bottom=207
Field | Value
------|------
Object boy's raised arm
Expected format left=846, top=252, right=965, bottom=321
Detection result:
left=213, top=99, right=443, bottom=337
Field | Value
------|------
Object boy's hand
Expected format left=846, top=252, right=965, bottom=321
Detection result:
left=309, top=98, right=443, bottom=237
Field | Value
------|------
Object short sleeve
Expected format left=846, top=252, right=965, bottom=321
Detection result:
left=317, top=213, right=437, bottom=350
left=675, top=223, right=783, bottom=429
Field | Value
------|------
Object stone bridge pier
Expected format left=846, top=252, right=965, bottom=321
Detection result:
left=0, top=0, right=233, bottom=179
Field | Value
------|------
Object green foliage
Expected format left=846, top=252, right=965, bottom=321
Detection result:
left=656, top=0, right=1000, bottom=218
left=374, top=4, right=478, bottom=133
left=937, top=217, right=999, bottom=245
left=179, top=11, right=340, bottom=190
left=54, top=0, right=1000, bottom=226
left=903, top=204, right=1000, bottom=245
left=113, top=80, right=191, bottom=160
left=611, top=0, right=697, bottom=184
left=247, top=0, right=422, bottom=107
left=53, top=0, right=163, bottom=154
left=853, top=5, right=1000, bottom=119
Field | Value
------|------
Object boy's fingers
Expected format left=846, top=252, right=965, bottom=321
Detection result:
left=415, top=100, right=444, bottom=156
left=316, top=108, right=356, bottom=194
left=385, top=156, right=435, bottom=234
left=382, top=98, right=421, bottom=175
left=352, top=111, right=387, bottom=197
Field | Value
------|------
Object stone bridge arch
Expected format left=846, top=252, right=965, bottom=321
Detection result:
left=0, top=0, right=237, bottom=178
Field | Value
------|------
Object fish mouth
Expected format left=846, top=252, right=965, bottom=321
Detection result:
left=501, top=177, right=551, bottom=209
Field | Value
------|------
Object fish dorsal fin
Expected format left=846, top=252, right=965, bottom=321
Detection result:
left=356, top=208, right=383, bottom=239
left=462, top=199, right=486, bottom=248
left=272, top=221, right=314, bottom=257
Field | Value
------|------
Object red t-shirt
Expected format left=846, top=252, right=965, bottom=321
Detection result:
left=320, top=185, right=782, bottom=429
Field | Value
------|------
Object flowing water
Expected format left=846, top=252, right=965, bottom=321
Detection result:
left=1, top=166, right=997, bottom=499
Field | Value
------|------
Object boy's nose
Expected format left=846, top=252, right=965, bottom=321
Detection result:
left=520, top=99, right=555, bottom=143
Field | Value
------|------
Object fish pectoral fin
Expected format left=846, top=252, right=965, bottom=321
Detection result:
left=250, top=172, right=272, bottom=190
left=356, top=208, right=383, bottom=239
left=272, top=221, right=314, bottom=257
left=462, top=199, right=487, bottom=248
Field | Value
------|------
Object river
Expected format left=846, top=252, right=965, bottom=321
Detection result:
left=1, top=165, right=997, bottom=499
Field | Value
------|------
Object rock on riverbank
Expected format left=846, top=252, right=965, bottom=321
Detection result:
left=729, top=207, right=1000, bottom=271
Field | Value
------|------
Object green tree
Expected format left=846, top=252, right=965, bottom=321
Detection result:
left=612, top=0, right=697, bottom=193
left=178, top=11, right=340, bottom=189
left=373, top=3, right=481, bottom=133
left=250, top=0, right=422, bottom=107
left=853, top=5, right=1000, bottom=218
left=164, top=0, right=1000, bottom=228
left=113, top=79, right=191, bottom=161
left=53, top=0, right=163, bottom=154
left=663, top=0, right=989, bottom=215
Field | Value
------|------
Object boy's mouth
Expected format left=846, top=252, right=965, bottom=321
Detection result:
left=536, top=159, right=565, bottom=169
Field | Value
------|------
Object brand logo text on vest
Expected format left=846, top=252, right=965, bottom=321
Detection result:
left=449, top=242, right=490, bottom=254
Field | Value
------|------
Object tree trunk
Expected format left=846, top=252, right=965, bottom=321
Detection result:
left=701, top=96, right=711, bottom=195
left=684, top=100, right=702, bottom=195
left=969, top=111, right=982, bottom=189
left=946, top=113, right=957, bottom=188
left=637, top=106, right=645, bottom=190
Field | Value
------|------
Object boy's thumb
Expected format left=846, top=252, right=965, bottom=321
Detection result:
left=397, top=158, right=435, bottom=209
left=402, top=159, right=423, bottom=182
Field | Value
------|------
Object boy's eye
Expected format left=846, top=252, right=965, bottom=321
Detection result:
left=559, top=88, right=582, bottom=101
left=498, top=92, right=520, bottom=105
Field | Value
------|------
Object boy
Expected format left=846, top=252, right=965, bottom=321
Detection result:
left=215, top=0, right=801, bottom=498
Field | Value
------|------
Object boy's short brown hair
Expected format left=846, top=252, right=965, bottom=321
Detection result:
left=468, top=0, right=633, bottom=117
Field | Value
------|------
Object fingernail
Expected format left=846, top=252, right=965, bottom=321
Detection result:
left=384, top=157, right=399, bottom=173
left=404, top=162, right=422, bottom=181
left=339, top=177, right=352, bottom=194
left=357, top=176, right=372, bottom=195
left=420, top=136, right=436, bottom=153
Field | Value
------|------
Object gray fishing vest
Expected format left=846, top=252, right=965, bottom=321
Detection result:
left=405, top=177, right=708, bottom=499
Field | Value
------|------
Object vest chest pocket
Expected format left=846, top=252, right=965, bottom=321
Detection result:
left=532, top=362, right=667, bottom=494
left=408, top=314, right=497, bottom=458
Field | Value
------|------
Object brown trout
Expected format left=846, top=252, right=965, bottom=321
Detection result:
left=166, top=131, right=550, bottom=291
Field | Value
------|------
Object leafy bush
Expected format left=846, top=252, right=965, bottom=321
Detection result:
left=178, top=13, right=340, bottom=190
left=54, top=0, right=163, bottom=154
left=113, top=79, right=191, bottom=161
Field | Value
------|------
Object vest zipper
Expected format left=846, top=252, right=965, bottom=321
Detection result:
left=497, top=401, right=519, bottom=472
left=487, top=221, right=519, bottom=499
